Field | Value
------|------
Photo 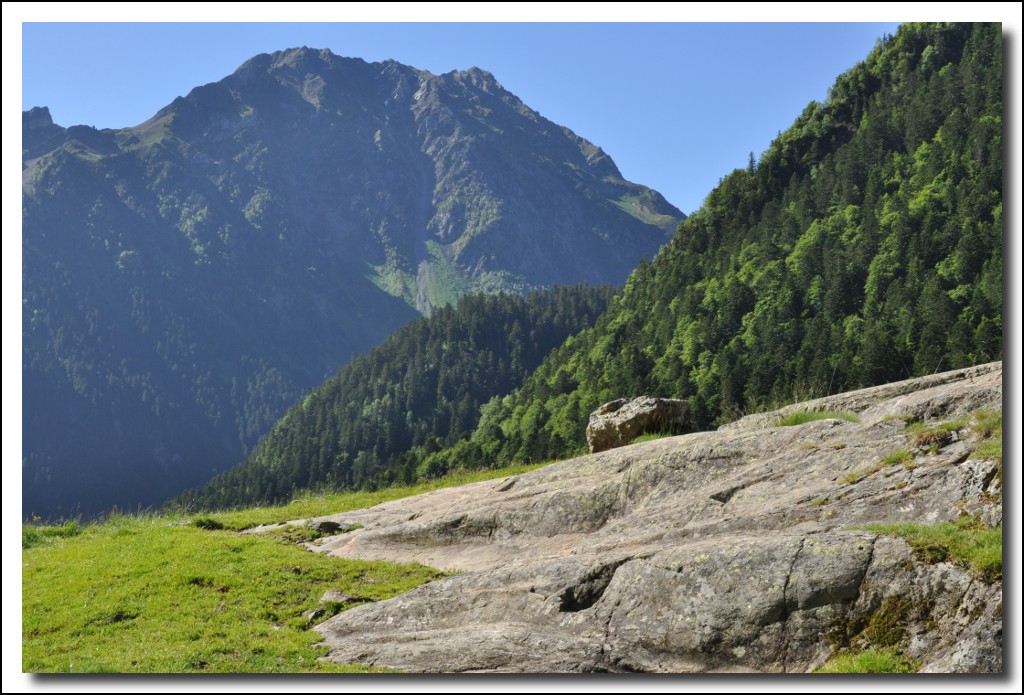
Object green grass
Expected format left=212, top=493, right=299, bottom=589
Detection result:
left=975, top=437, right=1003, bottom=464
left=815, top=649, right=919, bottom=673
left=905, top=417, right=966, bottom=451
left=881, top=449, right=914, bottom=469
left=777, top=410, right=860, bottom=427
left=842, top=448, right=914, bottom=485
left=24, top=463, right=557, bottom=672
left=629, top=431, right=678, bottom=445
left=22, top=520, right=82, bottom=549
left=867, top=517, right=1002, bottom=581
left=207, top=462, right=549, bottom=531
left=970, top=409, right=1002, bottom=466
left=23, top=514, right=444, bottom=673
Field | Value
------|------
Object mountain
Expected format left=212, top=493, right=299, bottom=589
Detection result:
left=22, top=48, right=682, bottom=518
left=443, top=22, right=1003, bottom=469
left=176, top=285, right=616, bottom=510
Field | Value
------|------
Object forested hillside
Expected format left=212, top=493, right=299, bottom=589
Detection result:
left=446, top=22, right=1003, bottom=469
left=179, top=285, right=614, bottom=508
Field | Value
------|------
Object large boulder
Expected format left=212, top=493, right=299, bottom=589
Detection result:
left=586, top=396, right=691, bottom=453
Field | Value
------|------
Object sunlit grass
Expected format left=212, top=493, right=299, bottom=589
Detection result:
left=629, top=431, right=678, bottom=445
left=970, top=409, right=1002, bottom=466
left=815, top=649, right=919, bottom=673
left=26, top=464, right=576, bottom=673
left=867, top=517, right=1002, bottom=581
left=23, top=514, right=443, bottom=673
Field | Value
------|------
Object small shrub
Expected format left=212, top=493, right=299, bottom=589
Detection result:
left=192, top=516, right=224, bottom=530
left=777, top=410, right=860, bottom=427
left=22, top=526, right=42, bottom=549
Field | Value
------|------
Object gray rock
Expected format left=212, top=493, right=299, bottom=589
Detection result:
left=293, top=363, right=1003, bottom=673
left=586, top=396, right=692, bottom=453
left=311, top=520, right=350, bottom=535
left=320, top=590, right=370, bottom=605
left=304, top=608, right=326, bottom=624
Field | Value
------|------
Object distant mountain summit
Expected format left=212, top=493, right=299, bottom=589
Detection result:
left=22, top=48, right=681, bottom=518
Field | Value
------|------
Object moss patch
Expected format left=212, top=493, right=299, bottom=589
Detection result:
left=815, top=648, right=919, bottom=673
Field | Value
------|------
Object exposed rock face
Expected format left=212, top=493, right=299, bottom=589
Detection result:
left=299, top=363, right=1002, bottom=673
left=586, top=396, right=692, bottom=453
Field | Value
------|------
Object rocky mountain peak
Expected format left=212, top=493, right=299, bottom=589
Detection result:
left=24, top=105, right=54, bottom=128
left=22, top=105, right=67, bottom=157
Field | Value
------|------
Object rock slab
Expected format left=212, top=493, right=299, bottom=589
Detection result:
left=300, top=363, right=1002, bottom=673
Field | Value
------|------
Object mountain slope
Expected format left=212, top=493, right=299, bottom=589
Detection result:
left=22, top=48, right=681, bottom=518
left=455, top=22, right=1002, bottom=468
left=177, top=285, right=615, bottom=509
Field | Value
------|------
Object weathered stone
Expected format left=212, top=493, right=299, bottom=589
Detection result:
left=311, top=520, right=350, bottom=535
left=277, top=364, right=1002, bottom=673
left=586, top=396, right=692, bottom=453
left=304, top=608, right=326, bottom=624
left=320, top=590, right=370, bottom=605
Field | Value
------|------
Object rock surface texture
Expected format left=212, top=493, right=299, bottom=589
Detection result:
left=297, top=363, right=1002, bottom=673
left=586, top=397, right=692, bottom=453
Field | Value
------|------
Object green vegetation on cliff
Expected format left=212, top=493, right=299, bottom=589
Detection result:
left=449, top=22, right=1002, bottom=468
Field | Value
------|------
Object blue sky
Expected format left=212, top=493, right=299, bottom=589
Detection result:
left=22, top=22, right=900, bottom=214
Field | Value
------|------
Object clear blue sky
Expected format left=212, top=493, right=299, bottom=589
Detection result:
left=22, top=22, right=900, bottom=214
